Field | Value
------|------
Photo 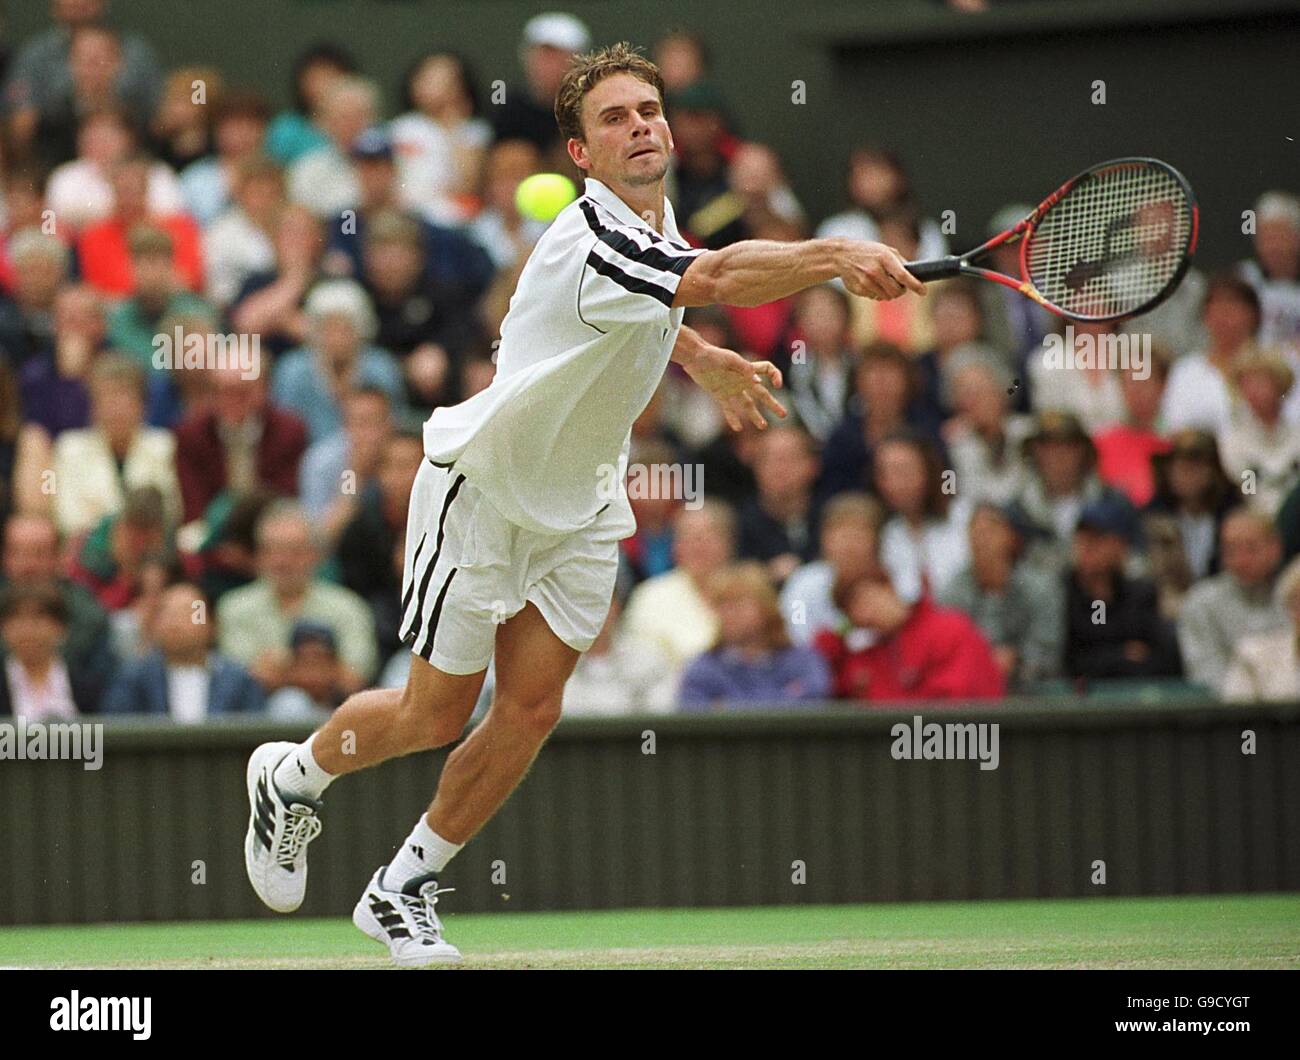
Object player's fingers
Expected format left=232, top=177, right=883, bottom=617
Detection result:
left=885, top=254, right=927, bottom=296
left=721, top=402, right=743, bottom=433
left=756, top=386, right=788, bottom=419
left=741, top=393, right=768, bottom=430
left=751, top=360, right=783, bottom=389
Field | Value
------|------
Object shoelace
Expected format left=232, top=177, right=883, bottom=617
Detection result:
left=275, top=807, right=322, bottom=868
left=405, top=883, right=456, bottom=940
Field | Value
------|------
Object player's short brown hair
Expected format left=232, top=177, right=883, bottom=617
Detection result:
left=554, top=41, right=665, bottom=143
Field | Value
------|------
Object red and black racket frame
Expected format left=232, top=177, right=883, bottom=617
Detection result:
left=905, top=157, right=1200, bottom=323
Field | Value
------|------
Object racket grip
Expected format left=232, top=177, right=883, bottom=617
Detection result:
left=905, top=256, right=963, bottom=281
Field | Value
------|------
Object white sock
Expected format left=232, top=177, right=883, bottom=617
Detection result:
left=272, top=737, right=335, bottom=801
left=383, top=817, right=463, bottom=890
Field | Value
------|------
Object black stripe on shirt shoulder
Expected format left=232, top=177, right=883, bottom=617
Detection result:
left=579, top=198, right=701, bottom=278
left=585, top=246, right=676, bottom=306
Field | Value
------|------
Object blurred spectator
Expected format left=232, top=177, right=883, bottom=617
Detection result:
left=149, top=65, right=223, bottom=172
left=914, top=280, right=991, bottom=421
left=1238, top=191, right=1300, bottom=350
left=102, top=581, right=264, bottom=719
left=1160, top=275, right=1263, bottom=435
left=298, top=385, right=393, bottom=539
left=470, top=137, right=546, bottom=277
left=784, top=284, right=856, bottom=443
left=781, top=492, right=891, bottom=645
left=104, top=224, right=211, bottom=370
left=562, top=590, right=677, bottom=715
left=46, top=106, right=183, bottom=232
left=337, top=428, right=423, bottom=660
left=875, top=432, right=970, bottom=598
left=77, top=156, right=203, bottom=296
left=979, top=204, right=1055, bottom=378
left=738, top=423, right=821, bottom=584
left=0, top=580, right=105, bottom=716
left=0, top=166, right=59, bottom=292
left=944, top=358, right=1032, bottom=506
left=819, top=341, right=939, bottom=498
left=1219, top=351, right=1300, bottom=514
left=1177, top=507, right=1286, bottom=694
left=266, top=621, right=349, bottom=720
left=1143, top=430, right=1243, bottom=613
left=5, top=0, right=162, bottom=167
left=1094, top=342, right=1174, bottom=507
left=324, top=131, right=494, bottom=312
left=939, top=500, right=1064, bottom=689
left=179, top=90, right=272, bottom=226
left=619, top=436, right=683, bottom=584
left=1224, top=555, right=1300, bottom=702
left=288, top=75, right=378, bottom=219
left=66, top=484, right=178, bottom=612
left=667, top=81, right=737, bottom=246
left=390, top=50, right=490, bottom=222
left=814, top=568, right=1004, bottom=702
left=653, top=30, right=711, bottom=94
left=0, top=512, right=115, bottom=692
left=1028, top=320, right=1128, bottom=432
left=50, top=355, right=180, bottom=536
left=679, top=561, right=831, bottom=710
left=203, top=156, right=283, bottom=309
left=815, top=145, right=948, bottom=264
left=489, top=12, right=591, bottom=166
left=356, top=209, right=486, bottom=410
left=103, top=550, right=176, bottom=660
left=265, top=44, right=355, bottom=166
left=174, top=365, right=307, bottom=524
left=1016, top=410, right=1126, bottom=560
left=270, top=279, right=404, bottom=443
left=859, top=210, right=935, bottom=353
left=228, top=204, right=325, bottom=357
left=0, top=229, right=68, bottom=369
left=216, top=501, right=377, bottom=693
left=1064, top=496, right=1180, bottom=683
left=623, top=500, right=735, bottom=668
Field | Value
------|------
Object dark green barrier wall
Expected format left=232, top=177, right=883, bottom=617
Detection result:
left=5, top=0, right=1295, bottom=266
left=1, top=701, right=1297, bottom=925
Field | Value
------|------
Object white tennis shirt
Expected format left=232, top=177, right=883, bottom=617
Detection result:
left=423, top=177, right=705, bottom=535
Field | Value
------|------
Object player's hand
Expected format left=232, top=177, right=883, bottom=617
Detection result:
left=684, top=344, right=786, bottom=432
left=839, top=241, right=926, bottom=300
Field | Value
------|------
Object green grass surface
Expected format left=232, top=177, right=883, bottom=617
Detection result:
left=3, top=893, right=1298, bottom=969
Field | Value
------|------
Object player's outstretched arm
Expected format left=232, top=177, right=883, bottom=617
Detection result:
left=671, top=324, right=786, bottom=431
left=672, top=237, right=925, bottom=309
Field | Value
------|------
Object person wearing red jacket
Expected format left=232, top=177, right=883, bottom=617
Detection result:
left=813, top=570, right=1005, bottom=703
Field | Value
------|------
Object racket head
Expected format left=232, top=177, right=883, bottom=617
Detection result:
left=1017, top=157, right=1199, bottom=323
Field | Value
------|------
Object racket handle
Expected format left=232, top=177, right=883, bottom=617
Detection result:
left=905, top=256, right=963, bottom=281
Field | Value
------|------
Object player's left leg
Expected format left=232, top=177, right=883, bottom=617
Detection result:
left=352, top=602, right=580, bottom=965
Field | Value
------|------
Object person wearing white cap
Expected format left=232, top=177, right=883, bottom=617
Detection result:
left=489, top=11, right=591, bottom=163
left=244, top=42, right=921, bottom=966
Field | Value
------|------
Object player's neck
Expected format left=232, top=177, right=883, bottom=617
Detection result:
left=598, top=175, right=666, bottom=233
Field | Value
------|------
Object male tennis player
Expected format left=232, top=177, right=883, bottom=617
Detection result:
left=244, top=41, right=923, bottom=965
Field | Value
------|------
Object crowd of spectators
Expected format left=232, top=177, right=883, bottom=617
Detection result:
left=0, top=3, right=1298, bottom=721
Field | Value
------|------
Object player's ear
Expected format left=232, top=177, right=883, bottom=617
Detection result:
left=567, top=136, right=590, bottom=172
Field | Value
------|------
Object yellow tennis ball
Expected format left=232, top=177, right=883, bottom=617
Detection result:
left=515, top=173, right=577, bottom=222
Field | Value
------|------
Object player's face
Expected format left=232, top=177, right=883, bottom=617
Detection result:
left=575, top=73, right=672, bottom=188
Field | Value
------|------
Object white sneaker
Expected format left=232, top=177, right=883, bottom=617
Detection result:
left=353, top=866, right=462, bottom=966
left=243, top=741, right=324, bottom=913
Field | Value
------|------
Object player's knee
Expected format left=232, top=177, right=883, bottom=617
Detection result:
left=495, top=692, right=564, bottom=739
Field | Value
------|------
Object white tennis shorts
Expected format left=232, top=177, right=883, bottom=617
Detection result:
left=398, top=459, right=624, bottom=674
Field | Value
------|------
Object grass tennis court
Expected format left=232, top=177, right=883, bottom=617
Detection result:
left=2, top=893, right=1298, bottom=969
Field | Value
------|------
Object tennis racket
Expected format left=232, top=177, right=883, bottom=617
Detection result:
left=906, top=157, right=1198, bottom=322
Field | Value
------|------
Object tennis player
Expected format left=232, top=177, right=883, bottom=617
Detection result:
left=244, top=41, right=923, bottom=965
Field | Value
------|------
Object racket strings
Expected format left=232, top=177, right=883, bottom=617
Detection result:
left=1026, top=163, right=1192, bottom=320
